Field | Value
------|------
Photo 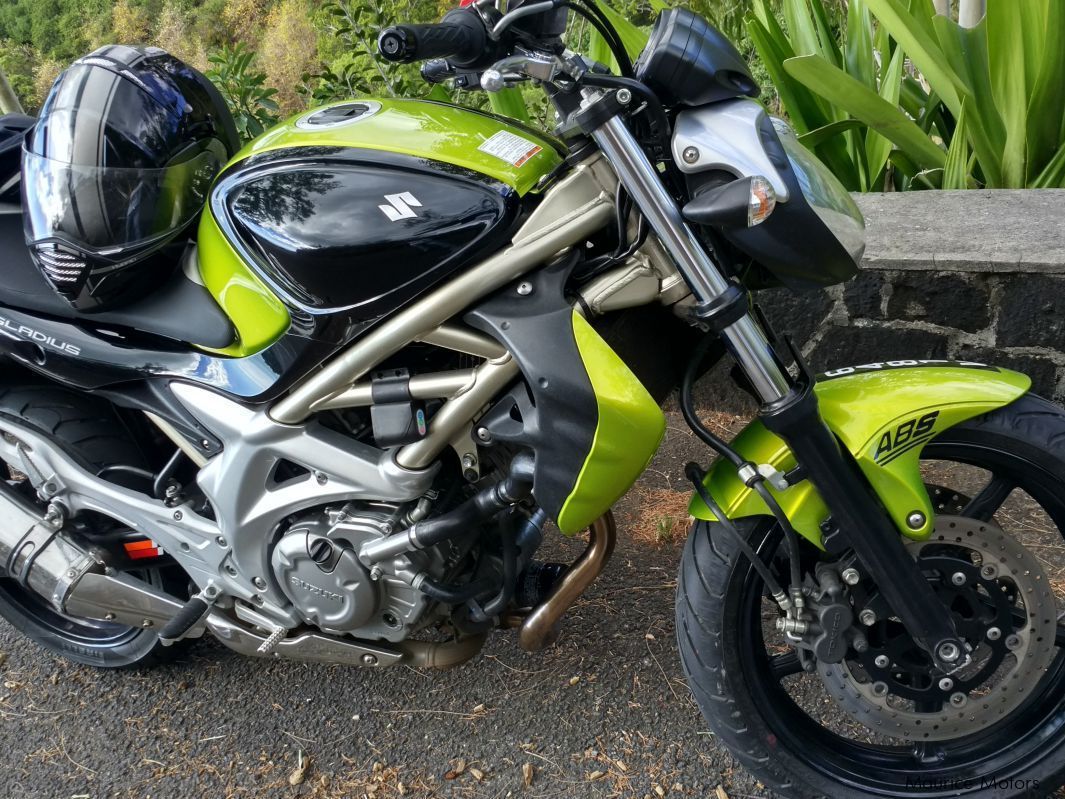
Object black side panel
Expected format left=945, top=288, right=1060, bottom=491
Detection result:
left=222, top=147, right=522, bottom=319
left=0, top=305, right=330, bottom=402
left=636, top=9, right=759, bottom=107
left=0, top=114, right=33, bottom=205
left=465, top=254, right=598, bottom=521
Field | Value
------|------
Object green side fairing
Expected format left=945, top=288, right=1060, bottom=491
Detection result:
left=231, top=99, right=562, bottom=196
left=197, top=210, right=290, bottom=357
left=557, top=313, right=666, bottom=534
left=690, top=362, right=1031, bottom=545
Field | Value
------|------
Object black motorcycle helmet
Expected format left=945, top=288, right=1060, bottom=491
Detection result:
left=22, top=45, right=240, bottom=312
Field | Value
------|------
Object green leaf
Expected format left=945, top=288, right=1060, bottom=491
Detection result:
left=587, top=22, right=614, bottom=70
left=746, top=13, right=832, bottom=135
left=783, top=0, right=822, bottom=59
left=942, top=101, right=972, bottom=189
left=808, top=0, right=844, bottom=68
left=488, top=88, right=532, bottom=125
left=845, top=0, right=875, bottom=88
left=799, top=118, right=867, bottom=148
left=865, top=0, right=965, bottom=118
left=425, top=83, right=450, bottom=103
left=866, top=41, right=906, bottom=186
left=1026, top=0, right=1065, bottom=181
left=983, top=2, right=1028, bottom=188
left=785, top=54, right=946, bottom=171
left=1030, top=140, right=1065, bottom=189
left=595, top=1, right=649, bottom=59
left=931, top=15, right=1005, bottom=187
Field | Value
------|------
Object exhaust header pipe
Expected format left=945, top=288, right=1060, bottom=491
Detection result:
left=0, top=483, right=192, bottom=632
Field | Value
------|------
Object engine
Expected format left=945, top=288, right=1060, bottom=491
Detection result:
left=269, top=504, right=449, bottom=642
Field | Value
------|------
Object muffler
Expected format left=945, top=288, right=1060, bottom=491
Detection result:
left=0, top=482, right=193, bottom=632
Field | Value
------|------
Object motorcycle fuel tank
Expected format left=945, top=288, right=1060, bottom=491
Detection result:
left=200, top=99, right=563, bottom=355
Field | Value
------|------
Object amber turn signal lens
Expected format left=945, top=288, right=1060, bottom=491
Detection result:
left=747, top=176, right=777, bottom=227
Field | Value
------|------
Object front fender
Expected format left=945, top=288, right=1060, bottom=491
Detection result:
left=690, top=361, right=1031, bottom=546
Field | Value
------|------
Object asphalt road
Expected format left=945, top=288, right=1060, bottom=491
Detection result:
left=0, top=403, right=769, bottom=799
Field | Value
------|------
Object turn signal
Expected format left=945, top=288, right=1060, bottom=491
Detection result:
left=748, top=176, right=777, bottom=227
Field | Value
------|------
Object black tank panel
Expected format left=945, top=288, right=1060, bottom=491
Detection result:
left=219, top=147, right=523, bottom=320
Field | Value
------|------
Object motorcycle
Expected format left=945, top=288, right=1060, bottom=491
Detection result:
left=1, top=3, right=1064, bottom=796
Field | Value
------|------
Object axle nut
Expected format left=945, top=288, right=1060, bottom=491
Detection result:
left=937, top=641, right=961, bottom=663
left=906, top=511, right=927, bottom=530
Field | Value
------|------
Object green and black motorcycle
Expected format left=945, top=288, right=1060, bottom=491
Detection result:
left=0, top=3, right=1063, bottom=796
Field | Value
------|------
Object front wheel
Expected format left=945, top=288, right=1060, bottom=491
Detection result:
left=677, top=394, right=1065, bottom=798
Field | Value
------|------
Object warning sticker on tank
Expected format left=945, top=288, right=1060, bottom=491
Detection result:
left=478, top=130, right=543, bottom=167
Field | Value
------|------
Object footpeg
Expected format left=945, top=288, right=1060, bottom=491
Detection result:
left=158, top=596, right=211, bottom=646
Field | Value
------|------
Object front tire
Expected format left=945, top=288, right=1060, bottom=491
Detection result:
left=0, top=384, right=188, bottom=668
left=677, top=394, right=1065, bottom=797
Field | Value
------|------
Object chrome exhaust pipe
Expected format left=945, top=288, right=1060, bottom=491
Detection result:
left=0, top=483, right=192, bottom=632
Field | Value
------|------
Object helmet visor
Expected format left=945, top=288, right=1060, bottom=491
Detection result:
left=22, top=147, right=220, bottom=254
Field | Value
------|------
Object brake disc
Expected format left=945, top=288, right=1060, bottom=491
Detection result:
left=818, top=515, right=1058, bottom=741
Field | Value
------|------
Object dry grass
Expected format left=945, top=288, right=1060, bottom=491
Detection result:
left=628, top=486, right=693, bottom=547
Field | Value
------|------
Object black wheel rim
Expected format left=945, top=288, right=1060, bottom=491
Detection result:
left=0, top=571, right=155, bottom=649
left=733, top=435, right=1065, bottom=795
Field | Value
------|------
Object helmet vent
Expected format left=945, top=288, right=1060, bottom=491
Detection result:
left=35, top=245, right=88, bottom=285
left=295, top=101, right=381, bottom=130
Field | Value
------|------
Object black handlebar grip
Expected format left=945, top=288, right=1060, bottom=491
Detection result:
left=377, top=10, right=485, bottom=66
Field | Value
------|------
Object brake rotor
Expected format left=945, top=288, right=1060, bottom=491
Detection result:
left=818, top=515, right=1057, bottom=741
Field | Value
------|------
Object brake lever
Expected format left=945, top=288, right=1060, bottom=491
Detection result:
left=480, top=52, right=562, bottom=92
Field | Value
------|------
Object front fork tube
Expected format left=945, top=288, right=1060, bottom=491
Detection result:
left=591, top=112, right=966, bottom=671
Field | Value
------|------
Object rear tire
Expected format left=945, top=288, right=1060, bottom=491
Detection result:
left=677, top=394, right=1065, bottom=797
left=0, top=384, right=190, bottom=668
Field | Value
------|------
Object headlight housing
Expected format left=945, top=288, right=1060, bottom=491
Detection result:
left=772, top=118, right=866, bottom=265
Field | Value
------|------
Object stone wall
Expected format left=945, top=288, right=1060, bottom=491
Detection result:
left=756, top=190, right=1065, bottom=402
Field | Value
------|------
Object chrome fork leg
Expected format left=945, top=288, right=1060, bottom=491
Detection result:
left=591, top=110, right=966, bottom=669
left=590, top=114, right=791, bottom=403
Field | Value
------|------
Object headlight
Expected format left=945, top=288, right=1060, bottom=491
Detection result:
left=771, top=118, right=866, bottom=264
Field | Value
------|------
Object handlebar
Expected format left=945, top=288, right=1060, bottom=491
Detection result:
left=377, top=10, right=487, bottom=67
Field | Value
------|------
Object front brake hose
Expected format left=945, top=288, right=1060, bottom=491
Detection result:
left=686, top=462, right=790, bottom=611
left=681, top=337, right=804, bottom=601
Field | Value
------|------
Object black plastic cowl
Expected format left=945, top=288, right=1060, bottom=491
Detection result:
left=635, top=9, right=759, bottom=107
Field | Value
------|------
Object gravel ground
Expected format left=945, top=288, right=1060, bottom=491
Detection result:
left=2, top=396, right=1063, bottom=799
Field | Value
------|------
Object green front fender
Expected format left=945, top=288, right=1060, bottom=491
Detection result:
left=690, top=362, right=1031, bottom=546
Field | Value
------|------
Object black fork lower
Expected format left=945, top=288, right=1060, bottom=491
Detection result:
left=760, top=374, right=966, bottom=672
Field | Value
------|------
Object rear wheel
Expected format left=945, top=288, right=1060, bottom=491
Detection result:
left=0, top=384, right=189, bottom=668
left=677, top=394, right=1065, bottom=797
